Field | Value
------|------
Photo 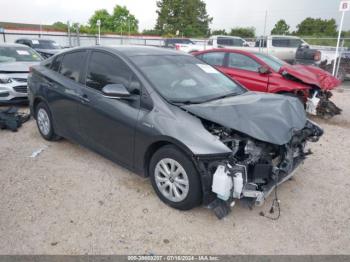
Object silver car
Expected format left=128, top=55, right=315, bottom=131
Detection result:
left=0, top=43, right=41, bottom=104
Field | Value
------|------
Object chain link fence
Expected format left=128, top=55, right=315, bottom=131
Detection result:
left=1, top=31, right=349, bottom=79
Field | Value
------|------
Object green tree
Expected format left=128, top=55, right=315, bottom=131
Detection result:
left=88, top=9, right=112, bottom=32
left=155, top=0, right=212, bottom=37
left=52, top=21, right=68, bottom=31
left=88, top=5, right=138, bottom=34
left=211, top=29, right=227, bottom=35
left=296, top=17, right=337, bottom=36
left=142, top=29, right=161, bottom=36
left=110, top=5, right=138, bottom=34
left=229, top=27, right=255, bottom=38
left=271, top=19, right=290, bottom=35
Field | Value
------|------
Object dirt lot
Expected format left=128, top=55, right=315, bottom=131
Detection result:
left=1, top=85, right=350, bottom=255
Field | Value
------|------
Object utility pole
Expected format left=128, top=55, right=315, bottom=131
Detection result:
left=263, top=10, right=267, bottom=38
left=333, top=1, right=349, bottom=76
left=261, top=10, right=268, bottom=54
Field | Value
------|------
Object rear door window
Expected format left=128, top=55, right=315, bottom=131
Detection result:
left=228, top=53, right=260, bottom=72
left=85, top=51, right=133, bottom=92
left=59, top=51, right=86, bottom=83
left=200, top=52, right=225, bottom=66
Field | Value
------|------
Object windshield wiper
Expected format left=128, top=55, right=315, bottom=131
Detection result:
left=202, top=92, right=239, bottom=103
left=170, top=100, right=203, bottom=105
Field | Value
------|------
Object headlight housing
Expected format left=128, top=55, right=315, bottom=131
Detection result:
left=0, top=77, right=12, bottom=84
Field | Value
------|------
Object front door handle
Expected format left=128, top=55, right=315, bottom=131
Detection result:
left=80, top=94, right=90, bottom=103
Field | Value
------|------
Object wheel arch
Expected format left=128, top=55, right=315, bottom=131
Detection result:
left=143, top=137, right=195, bottom=178
left=32, top=96, right=49, bottom=119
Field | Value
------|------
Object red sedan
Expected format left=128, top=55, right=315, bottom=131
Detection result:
left=193, top=49, right=341, bottom=118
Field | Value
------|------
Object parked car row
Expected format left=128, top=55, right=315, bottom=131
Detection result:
left=15, top=38, right=62, bottom=58
left=25, top=45, right=324, bottom=219
left=173, top=35, right=305, bottom=63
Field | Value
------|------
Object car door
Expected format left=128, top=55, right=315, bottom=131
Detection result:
left=220, top=52, right=269, bottom=92
left=78, top=50, right=141, bottom=168
left=271, top=37, right=301, bottom=62
left=45, top=51, right=87, bottom=142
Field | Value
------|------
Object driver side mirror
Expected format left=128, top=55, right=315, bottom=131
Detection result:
left=258, top=66, right=270, bottom=74
left=102, top=83, right=131, bottom=98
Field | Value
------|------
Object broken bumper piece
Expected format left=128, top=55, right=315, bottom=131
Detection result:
left=205, top=120, right=323, bottom=219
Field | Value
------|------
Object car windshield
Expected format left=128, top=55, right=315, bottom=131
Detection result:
left=32, top=40, right=61, bottom=49
left=254, top=52, right=287, bottom=72
left=131, top=55, right=246, bottom=103
left=0, top=46, right=42, bottom=62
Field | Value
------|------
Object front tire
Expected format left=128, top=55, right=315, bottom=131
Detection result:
left=35, top=102, right=60, bottom=141
left=149, top=145, right=202, bottom=210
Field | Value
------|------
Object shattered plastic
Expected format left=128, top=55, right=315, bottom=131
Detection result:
left=280, top=64, right=341, bottom=90
left=182, top=92, right=307, bottom=145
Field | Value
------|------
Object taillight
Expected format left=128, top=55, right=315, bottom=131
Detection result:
left=314, top=51, right=321, bottom=61
left=175, top=44, right=180, bottom=50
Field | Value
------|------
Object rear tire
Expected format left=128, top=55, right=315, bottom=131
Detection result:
left=35, top=102, right=61, bottom=141
left=149, top=145, right=202, bottom=210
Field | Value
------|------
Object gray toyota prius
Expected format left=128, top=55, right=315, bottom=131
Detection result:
left=28, top=46, right=323, bottom=218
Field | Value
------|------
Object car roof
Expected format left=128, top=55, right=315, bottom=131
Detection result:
left=194, top=48, right=253, bottom=56
left=0, top=43, right=31, bottom=48
left=16, top=38, right=55, bottom=41
left=61, top=45, right=189, bottom=57
left=270, top=35, right=300, bottom=38
left=210, top=35, right=243, bottom=39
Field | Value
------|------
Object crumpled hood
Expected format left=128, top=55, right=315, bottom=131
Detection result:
left=0, top=61, right=39, bottom=73
left=280, top=64, right=341, bottom=90
left=35, top=49, right=61, bottom=55
left=182, top=92, right=307, bottom=145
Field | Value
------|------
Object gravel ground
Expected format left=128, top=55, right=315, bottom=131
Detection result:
left=0, top=86, right=350, bottom=255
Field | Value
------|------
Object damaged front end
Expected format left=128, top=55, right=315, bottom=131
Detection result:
left=198, top=119, right=323, bottom=219
left=281, top=66, right=342, bottom=118
left=305, top=89, right=342, bottom=119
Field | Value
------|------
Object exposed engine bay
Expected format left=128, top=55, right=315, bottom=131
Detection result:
left=281, top=69, right=342, bottom=119
left=305, top=89, right=342, bottom=119
left=202, top=119, right=324, bottom=219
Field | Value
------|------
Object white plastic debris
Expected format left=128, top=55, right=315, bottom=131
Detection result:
left=212, top=165, right=232, bottom=201
left=306, top=92, right=320, bottom=115
left=30, top=145, right=48, bottom=158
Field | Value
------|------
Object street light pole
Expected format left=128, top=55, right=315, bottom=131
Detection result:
left=128, top=17, right=130, bottom=38
left=67, top=21, right=71, bottom=47
left=96, top=19, right=101, bottom=45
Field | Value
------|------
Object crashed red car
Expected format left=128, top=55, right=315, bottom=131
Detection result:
left=193, top=49, right=341, bottom=118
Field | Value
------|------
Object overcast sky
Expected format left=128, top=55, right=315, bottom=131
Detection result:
left=1, top=0, right=349, bottom=34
